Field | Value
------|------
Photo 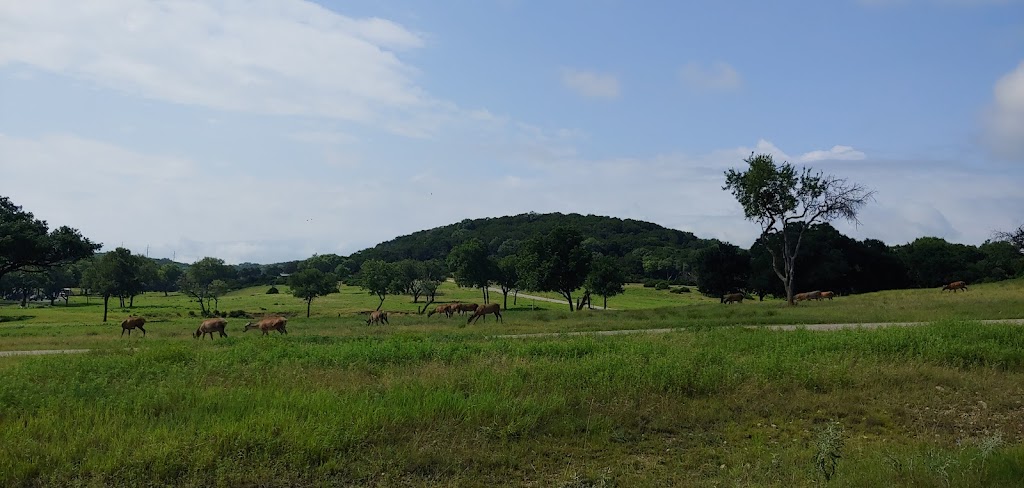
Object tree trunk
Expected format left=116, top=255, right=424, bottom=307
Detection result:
left=503, top=289, right=509, bottom=310
left=376, top=295, right=385, bottom=311
left=563, top=291, right=574, bottom=311
left=19, top=289, right=28, bottom=308
left=419, top=298, right=434, bottom=314
left=129, top=294, right=135, bottom=308
left=306, top=298, right=312, bottom=318
left=103, top=294, right=109, bottom=322
left=603, top=295, right=608, bottom=309
left=513, top=290, right=518, bottom=305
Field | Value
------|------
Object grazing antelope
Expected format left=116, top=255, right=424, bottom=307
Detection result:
left=243, top=316, right=288, bottom=335
left=941, top=281, right=968, bottom=293
left=721, top=293, right=744, bottom=304
left=120, top=316, right=146, bottom=337
left=819, top=291, right=835, bottom=300
left=366, top=310, right=389, bottom=326
left=427, top=304, right=453, bottom=318
left=467, top=303, right=502, bottom=325
left=453, top=303, right=479, bottom=315
left=795, top=291, right=822, bottom=302
left=194, top=318, right=227, bottom=339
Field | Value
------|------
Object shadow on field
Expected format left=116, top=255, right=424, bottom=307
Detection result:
left=0, top=315, right=33, bottom=323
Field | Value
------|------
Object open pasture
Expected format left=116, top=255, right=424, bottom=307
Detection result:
left=1, top=279, right=1023, bottom=486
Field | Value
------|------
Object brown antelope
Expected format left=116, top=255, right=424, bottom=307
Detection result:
left=941, top=281, right=968, bottom=293
left=819, top=291, right=835, bottom=300
left=795, top=291, right=822, bottom=302
left=244, top=316, right=288, bottom=335
left=467, top=303, right=502, bottom=325
left=120, top=316, right=146, bottom=337
left=194, top=318, right=227, bottom=339
left=427, top=304, right=453, bottom=318
left=366, top=310, right=389, bottom=326
left=454, top=303, right=479, bottom=315
left=721, top=293, right=744, bottom=304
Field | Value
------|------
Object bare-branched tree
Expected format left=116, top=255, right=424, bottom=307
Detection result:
left=724, top=153, right=875, bottom=305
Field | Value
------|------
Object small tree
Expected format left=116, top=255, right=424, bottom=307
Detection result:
left=495, top=255, right=520, bottom=310
left=357, top=259, right=395, bottom=311
left=693, top=242, right=751, bottom=298
left=41, top=265, right=74, bottom=306
left=207, top=279, right=229, bottom=312
left=585, top=255, right=626, bottom=309
left=155, top=264, right=183, bottom=296
left=178, top=257, right=233, bottom=314
left=83, top=248, right=146, bottom=322
left=416, top=259, right=448, bottom=314
left=519, top=226, right=592, bottom=311
left=289, top=268, right=339, bottom=317
left=724, top=153, right=874, bottom=305
left=447, top=238, right=494, bottom=304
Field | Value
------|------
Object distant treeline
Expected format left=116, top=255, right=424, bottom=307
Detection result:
left=3, top=212, right=1021, bottom=304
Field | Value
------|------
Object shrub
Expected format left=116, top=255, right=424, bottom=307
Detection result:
left=670, top=286, right=691, bottom=294
left=227, top=310, right=248, bottom=318
left=266, top=286, right=279, bottom=294
left=642, top=280, right=657, bottom=288
left=655, top=281, right=670, bottom=290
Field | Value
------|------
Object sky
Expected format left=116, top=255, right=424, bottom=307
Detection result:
left=1, top=0, right=1022, bottom=264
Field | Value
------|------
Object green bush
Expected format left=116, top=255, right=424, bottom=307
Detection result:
left=266, top=286, right=279, bottom=294
left=655, top=281, right=670, bottom=290
left=642, top=280, right=657, bottom=288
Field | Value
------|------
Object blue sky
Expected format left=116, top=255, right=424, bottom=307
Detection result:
left=1, top=0, right=1022, bottom=264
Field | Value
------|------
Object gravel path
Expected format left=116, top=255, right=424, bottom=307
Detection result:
left=485, top=287, right=610, bottom=310
left=495, top=318, right=1024, bottom=339
left=0, top=349, right=92, bottom=357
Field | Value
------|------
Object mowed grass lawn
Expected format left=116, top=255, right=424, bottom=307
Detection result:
left=0, top=279, right=1023, bottom=486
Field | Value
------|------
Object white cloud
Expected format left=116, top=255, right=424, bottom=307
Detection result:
left=1, top=133, right=1016, bottom=263
left=984, top=61, right=1024, bottom=162
left=561, top=68, right=621, bottom=99
left=0, top=1, right=443, bottom=135
left=798, top=145, right=867, bottom=163
left=288, top=130, right=358, bottom=145
left=679, top=62, right=741, bottom=92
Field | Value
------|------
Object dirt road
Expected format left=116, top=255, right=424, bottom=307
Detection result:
left=495, top=318, right=1024, bottom=339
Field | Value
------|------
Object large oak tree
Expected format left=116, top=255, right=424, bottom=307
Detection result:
left=0, top=196, right=100, bottom=283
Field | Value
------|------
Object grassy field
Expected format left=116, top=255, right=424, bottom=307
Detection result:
left=1, top=279, right=1023, bottom=485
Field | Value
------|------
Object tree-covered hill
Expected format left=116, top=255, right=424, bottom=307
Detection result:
left=347, top=212, right=720, bottom=282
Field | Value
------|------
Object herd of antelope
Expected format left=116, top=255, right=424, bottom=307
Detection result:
left=720, top=280, right=968, bottom=304
left=428, top=302, right=503, bottom=324
left=118, top=301, right=506, bottom=338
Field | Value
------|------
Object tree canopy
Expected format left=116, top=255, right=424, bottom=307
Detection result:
left=289, top=267, right=339, bottom=317
left=519, top=226, right=592, bottom=311
left=0, top=196, right=100, bottom=282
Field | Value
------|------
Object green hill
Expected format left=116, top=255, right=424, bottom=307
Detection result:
left=347, top=212, right=721, bottom=282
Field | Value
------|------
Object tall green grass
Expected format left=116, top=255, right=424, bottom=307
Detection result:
left=1, top=321, right=1022, bottom=486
